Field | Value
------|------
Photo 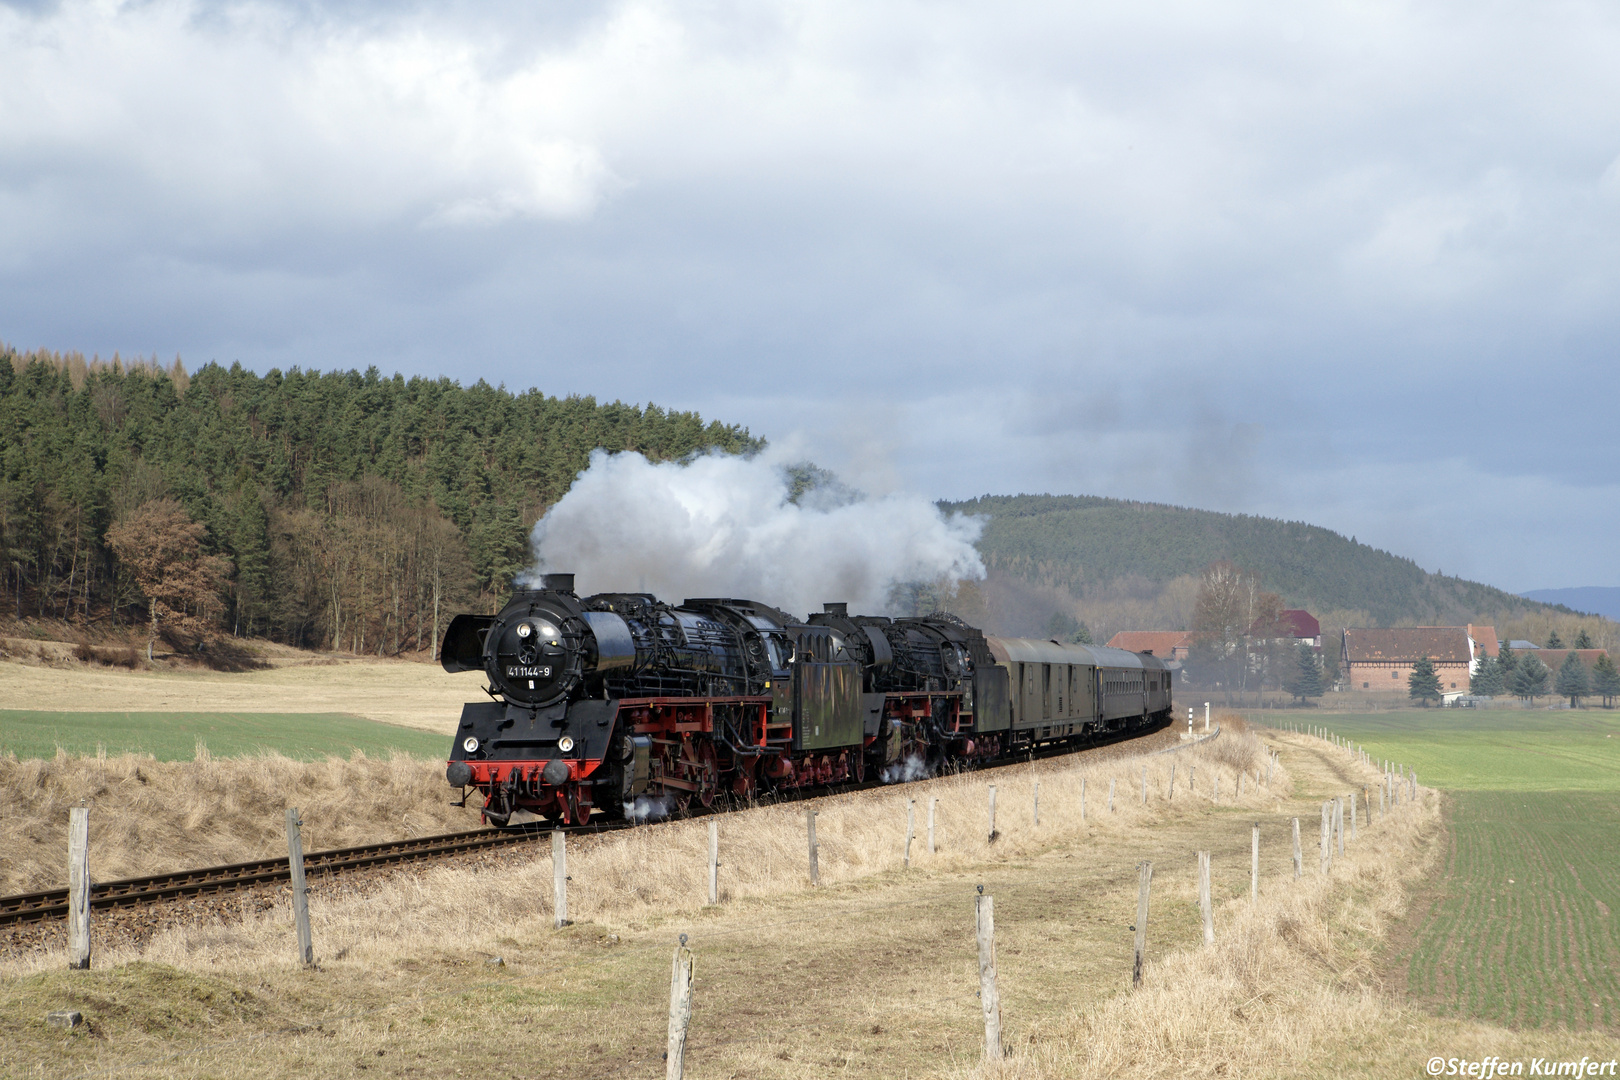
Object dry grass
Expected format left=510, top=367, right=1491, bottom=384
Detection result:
left=0, top=750, right=481, bottom=894
left=948, top=731, right=1620, bottom=1079
left=3, top=727, right=1271, bottom=975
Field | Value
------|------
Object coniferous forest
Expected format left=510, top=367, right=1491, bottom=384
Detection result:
left=0, top=349, right=760, bottom=657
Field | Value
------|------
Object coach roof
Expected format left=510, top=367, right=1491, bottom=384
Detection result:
left=986, top=637, right=1164, bottom=670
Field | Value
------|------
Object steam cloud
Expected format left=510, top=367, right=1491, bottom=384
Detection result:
left=524, top=450, right=985, bottom=615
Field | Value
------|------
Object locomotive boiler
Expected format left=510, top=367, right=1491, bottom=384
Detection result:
left=440, top=573, right=1171, bottom=825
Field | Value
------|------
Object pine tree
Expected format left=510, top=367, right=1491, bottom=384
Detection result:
left=1408, top=656, right=1442, bottom=706
left=1574, top=628, right=1595, bottom=649
left=1498, top=647, right=1519, bottom=682
left=1591, top=653, right=1620, bottom=709
left=1510, top=655, right=1550, bottom=702
left=1546, top=630, right=1565, bottom=649
left=1470, top=656, right=1505, bottom=697
left=1284, top=641, right=1323, bottom=702
left=1555, top=651, right=1591, bottom=708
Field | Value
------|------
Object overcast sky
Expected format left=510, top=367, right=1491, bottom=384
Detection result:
left=4, top=0, right=1618, bottom=594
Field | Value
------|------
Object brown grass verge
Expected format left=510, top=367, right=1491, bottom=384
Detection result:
left=0, top=751, right=482, bottom=894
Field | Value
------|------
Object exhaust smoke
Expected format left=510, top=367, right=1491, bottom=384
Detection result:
left=522, top=450, right=984, bottom=615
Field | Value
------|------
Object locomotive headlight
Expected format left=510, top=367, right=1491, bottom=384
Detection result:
left=516, top=622, right=533, bottom=638
left=558, top=736, right=575, bottom=753
left=462, top=736, right=480, bottom=753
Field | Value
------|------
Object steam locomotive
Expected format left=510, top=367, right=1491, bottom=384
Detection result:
left=440, top=573, right=1172, bottom=825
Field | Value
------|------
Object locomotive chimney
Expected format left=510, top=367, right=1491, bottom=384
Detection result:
left=542, top=573, right=576, bottom=593
left=822, top=602, right=848, bottom=616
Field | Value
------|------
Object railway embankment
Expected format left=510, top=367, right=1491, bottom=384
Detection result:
left=3, top=722, right=1609, bottom=1078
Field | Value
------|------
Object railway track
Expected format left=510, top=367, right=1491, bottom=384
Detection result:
left=1, top=716, right=1172, bottom=928
left=0, top=823, right=609, bottom=928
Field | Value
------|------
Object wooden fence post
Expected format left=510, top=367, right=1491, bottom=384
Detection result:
left=1198, top=851, right=1213, bottom=945
left=285, top=808, right=314, bottom=967
left=1291, top=817, right=1301, bottom=880
left=1141, top=765, right=1148, bottom=805
left=1169, top=764, right=1176, bottom=801
left=987, top=784, right=998, bottom=842
left=552, top=830, right=569, bottom=928
left=928, top=797, right=938, bottom=854
left=67, top=807, right=90, bottom=971
left=1319, top=802, right=1330, bottom=874
left=1080, top=778, right=1086, bottom=823
left=904, top=800, right=915, bottom=868
left=1189, top=766, right=1195, bottom=792
left=707, top=821, right=719, bottom=905
left=1108, top=778, right=1116, bottom=813
left=1251, top=823, right=1260, bottom=904
left=666, top=933, right=693, bottom=1080
left=1336, top=798, right=1345, bottom=857
left=1349, top=793, right=1357, bottom=842
left=1033, top=781, right=1040, bottom=827
left=976, top=889, right=1002, bottom=1060
left=1132, top=861, right=1153, bottom=988
left=806, top=809, right=820, bottom=885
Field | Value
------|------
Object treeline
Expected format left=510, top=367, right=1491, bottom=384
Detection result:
left=944, top=493, right=1555, bottom=629
left=0, top=349, right=760, bottom=655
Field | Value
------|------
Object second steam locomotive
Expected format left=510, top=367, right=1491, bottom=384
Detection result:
left=440, top=573, right=1171, bottom=825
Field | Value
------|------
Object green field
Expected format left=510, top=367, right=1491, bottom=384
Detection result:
left=1406, top=790, right=1620, bottom=1030
left=1258, top=709, right=1620, bottom=1033
left=1262, top=709, right=1620, bottom=792
left=0, top=710, right=448, bottom=761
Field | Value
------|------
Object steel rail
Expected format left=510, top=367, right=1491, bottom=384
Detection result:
left=0, top=823, right=613, bottom=927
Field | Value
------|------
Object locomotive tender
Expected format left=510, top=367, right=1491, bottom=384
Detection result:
left=440, top=573, right=1172, bottom=825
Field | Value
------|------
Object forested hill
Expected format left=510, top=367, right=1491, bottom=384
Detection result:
left=941, top=493, right=1551, bottom=628
left=0, top=350, right=759, bottom=652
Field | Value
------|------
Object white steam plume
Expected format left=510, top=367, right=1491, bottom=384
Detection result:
left=523, top=450, right=984, bottom=615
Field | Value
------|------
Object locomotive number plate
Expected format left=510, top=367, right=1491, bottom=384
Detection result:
left=507, top=666, right=553, bottom=678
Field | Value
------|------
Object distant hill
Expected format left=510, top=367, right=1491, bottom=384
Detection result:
left=941, top=493, right=1557, bottom=633
left=1521, top=587, right=1620, bottom=621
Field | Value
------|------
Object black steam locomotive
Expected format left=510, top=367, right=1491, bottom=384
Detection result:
left=440, top=573, right=1171, bottom=825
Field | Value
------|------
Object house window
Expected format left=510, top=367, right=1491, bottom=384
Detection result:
left=1450, top=682, right=1457, bottom=689
left=1392, top=671, right=1399, bottom=680
left=1362, top=682, right=1369, bottom=689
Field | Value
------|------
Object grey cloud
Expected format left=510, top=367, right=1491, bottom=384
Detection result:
left=4, top=0, right=1620, bottom=589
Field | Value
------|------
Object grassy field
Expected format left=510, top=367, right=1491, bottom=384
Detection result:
left=0, top=710, right=449, bottom=762
left=1267, top=708, right=1620, bottom=791
left=1406, top=790, right=1620, bottom=1031
left=1258, top=709, right=1620, bottom=1036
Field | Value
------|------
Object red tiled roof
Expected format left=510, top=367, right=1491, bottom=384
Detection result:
left=1106, top=631, right=1191, bottom=656
left=1278, top=609, right=1320, bottom=639
left=1467, top=625, right=1499, bottom=659
left=1343, top=627, right=1472, bottom=664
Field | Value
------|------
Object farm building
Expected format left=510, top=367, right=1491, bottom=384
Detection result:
left=1341, top=625, right=1498, bottom=693
left=1104, top=631, right=1192, bottom=661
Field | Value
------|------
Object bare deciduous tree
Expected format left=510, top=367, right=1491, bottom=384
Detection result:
left=106, top=499, right=233, bottom=659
